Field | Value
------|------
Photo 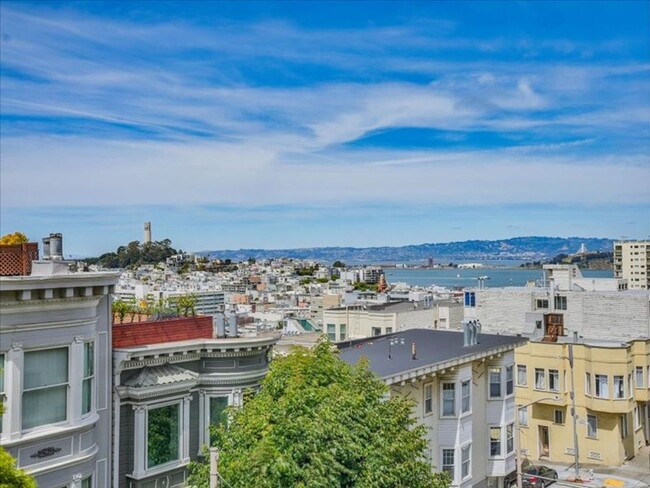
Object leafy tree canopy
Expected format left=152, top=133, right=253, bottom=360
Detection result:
left=189, top=341, right=448, bottom=488
left=332, top=260, right=346, bottom=268
left=85, top=239, right=177, bottom=268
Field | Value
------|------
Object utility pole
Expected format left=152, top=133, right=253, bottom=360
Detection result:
left=568, top=344, right=581, bottom=482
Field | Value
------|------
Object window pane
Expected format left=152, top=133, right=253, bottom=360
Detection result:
left=490, top=427, right=501, bottom=456
left=517, top=365, right=527, bottom=386
left=84, top=342, right=94, bottom=378
left=506, top=424, right=514, bottom=453
left=424, top=385, right=433, bottom=414
left=587, top=415, right=597, bottom=438
left=82, top=378, right=92, bottom=414
left=489, top=368, right=501, bottom=397
left=443, top=384, right=455, bottom=416
left=461, top=445, right=471, bottom=478
left=614, top=376, right=624, bottom=399
left=23, top=385, right=67, bottom=429
left=535, top=369, right=545, bottom=389
left=462, top=381, right=471, bottom=413
left=81, top=476, right=92, bottom=488
left=209, top=396, right=229, bottom=444
left=24, top=348, right=68, bottom=390
left=147, top=404, right=180, bottom=468
left=506, top=366, right=514, bottom=395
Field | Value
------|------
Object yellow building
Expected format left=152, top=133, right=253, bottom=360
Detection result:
left=515, top=338, right=650, bottom=466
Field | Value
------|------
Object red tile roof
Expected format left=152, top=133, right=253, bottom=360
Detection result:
left=113, top=315, right=213, bottom=348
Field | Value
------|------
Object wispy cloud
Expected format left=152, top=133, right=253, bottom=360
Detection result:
left=1, top=2, right=649, bottom=250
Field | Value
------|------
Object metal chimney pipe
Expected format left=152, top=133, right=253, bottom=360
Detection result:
left=42, top=236, right=51, bottom=260
left=49, top=233, right=63, bottom=260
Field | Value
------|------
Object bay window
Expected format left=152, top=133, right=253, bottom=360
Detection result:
left=147, top=403, right=180, bottom=469
left=489, top=368, right=501, bottom=398
left=461, top=380, right=471, bottom=413
left=442, top=383, right=455, bottom=416
left=82, top=342, right=94, bottom=415
left=490, top=427, right=501, bottom=456
left=614, top=375, right=624, bottom=399
left=506, top=424, right=514, bottom=453
left=442, top=449, right=455, bottom=479
left=635, top=367, right=644, bottom=388
left=506, top=366, right=514, bottom=396
left=23, top=347, right=68, bottom=430
left=535, top=368, right=545, bottom=390
left=461, top=444, right=471, bottom=479
left=595, top=375, right=608, bottom=398
left=549, top=369, right=559, bottom=392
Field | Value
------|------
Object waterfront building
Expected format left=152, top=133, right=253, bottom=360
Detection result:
left=515, top=337, right=650, bottom=466
left=615, top=240, right=650, bottom=290
left=0, top=257, right=119, bottom=487
left=112, top=315, right=280, bottom=488
left=338, top=328, right=527, bottom=488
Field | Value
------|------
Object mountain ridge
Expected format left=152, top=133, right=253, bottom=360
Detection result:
left=198, top=236, right=615, bottom=264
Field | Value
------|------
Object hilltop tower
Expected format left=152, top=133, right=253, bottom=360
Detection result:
left=144, top=221, right=152, bottom=243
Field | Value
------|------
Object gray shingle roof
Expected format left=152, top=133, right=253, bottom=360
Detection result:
left=122, top=363, right=198, bottom=388
left=337, top=328, right=526, bottom=379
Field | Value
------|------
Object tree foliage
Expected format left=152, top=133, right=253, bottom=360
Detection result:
left=86, top=239, right=177, bottom=268
left=0, top=403, right=36, bottom=488
left=0, top=232, right=29, bottom=245
left=332, top=260, right=346, bottom=268
left=188, top=341, right=449, bottom=488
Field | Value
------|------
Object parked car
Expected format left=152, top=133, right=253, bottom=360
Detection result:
left=505, top=460, right=559, bottom=488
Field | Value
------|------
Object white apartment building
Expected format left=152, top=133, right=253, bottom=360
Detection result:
left=338, top=328, right=527, bottom=488
left=615, top=240, right=650, bottom=290
left=463, top=264, right=650, bottom=341
left=115, top=284, right=225, bottom=315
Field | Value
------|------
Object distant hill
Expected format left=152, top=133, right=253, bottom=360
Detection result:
left=199, top=236, right=614, bottom=264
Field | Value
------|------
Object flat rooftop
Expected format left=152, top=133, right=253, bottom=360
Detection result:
left=338, top=328, right=526, bottom=381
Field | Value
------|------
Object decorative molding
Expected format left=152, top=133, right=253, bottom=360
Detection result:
left=30, top=447, right=62, bottom=459
left=11, top=342, right=23, bottom=351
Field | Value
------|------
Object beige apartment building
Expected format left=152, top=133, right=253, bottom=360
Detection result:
left=515, top=338, right=650, bottom=467
left=615, top=240, right=650, bottom=290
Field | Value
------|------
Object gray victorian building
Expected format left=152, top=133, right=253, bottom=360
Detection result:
left=0, top=258, right=119, bottom=488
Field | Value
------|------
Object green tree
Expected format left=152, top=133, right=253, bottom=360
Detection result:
left=188, top=341, right=449, bottom=488
left=112, top=300, right=132, bottom=323
left=333, top=260, right=346, bottom=268
left=0, top=403, right=36, bottom=488
left=176, top=294, right=197, bottom=317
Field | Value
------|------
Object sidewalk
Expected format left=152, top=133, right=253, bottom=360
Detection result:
left=538, top=447, right=650, bottom=488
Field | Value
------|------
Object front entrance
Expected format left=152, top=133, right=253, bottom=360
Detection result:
left=539, top=426, right=550, bottom=457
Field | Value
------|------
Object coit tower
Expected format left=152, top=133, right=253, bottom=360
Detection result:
left=144, top=222, right=152, bottom=243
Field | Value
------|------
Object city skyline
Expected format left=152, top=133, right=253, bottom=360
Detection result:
left=1, top=1, right=649, bottom=256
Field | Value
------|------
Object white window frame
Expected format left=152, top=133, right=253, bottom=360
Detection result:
left=585, top=372, right=592, bottom=396
left=635, top=367, right=644, bottom=389
left=613, top=375, right=625, bottom=400
left=441, top=382, right=456, bottom=417
left=441, top=448, right=455, bottom=482
left=424, top=383, right=433, bottom=416
left=461, top=380, right=471, bottom=414
left=133, top=396, right=191, bottom=479
left=506, top=423, right=514, bottom=453
left=548, top=369, right=560, bottom=392
left=620, top=413, right=629, bottom=439
left=82, top=341, right=95, bottom=417
left=634, top=406, right=642, bottom=430
left=326, top=324, right=336, bottom=341
left=461, top=443, right=471, bottom=480
left=518, top=406, right=529, bottom=427
left=506, top=366, right=514, bottom=396
left=586, top=414, right=598, bottom=439
left=594, top=374, right=609, bottom=399
left=22, top=346, right=70, bottom=432
left=517, top=364, right=527, bottom=386
left=146, top=401, right=182, bottom=471
left=489, top=367, right=502, bottom=398
left=489, top=426, right=502, bottom=457
left=534, top=368, right=546, bottom=390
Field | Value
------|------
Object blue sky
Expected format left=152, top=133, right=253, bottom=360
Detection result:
left=1, top=1, right=648, bottom=256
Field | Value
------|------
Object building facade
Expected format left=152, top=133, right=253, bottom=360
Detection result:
left=615, top=240, right=650, bottom=290
left=323, top=301, right=435, bottom=342
left=464, top=264, right=649, bottom=341
left=112, top=316, right=280, bottom=488
left=515, top=338, right=650, bottom=466
left=0, top=263, right=119, bottom=488
left=339, top=328, right=527, bottom=488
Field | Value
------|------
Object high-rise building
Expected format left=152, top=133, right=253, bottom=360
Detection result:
left=614, top=240, right=650, bottom=290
